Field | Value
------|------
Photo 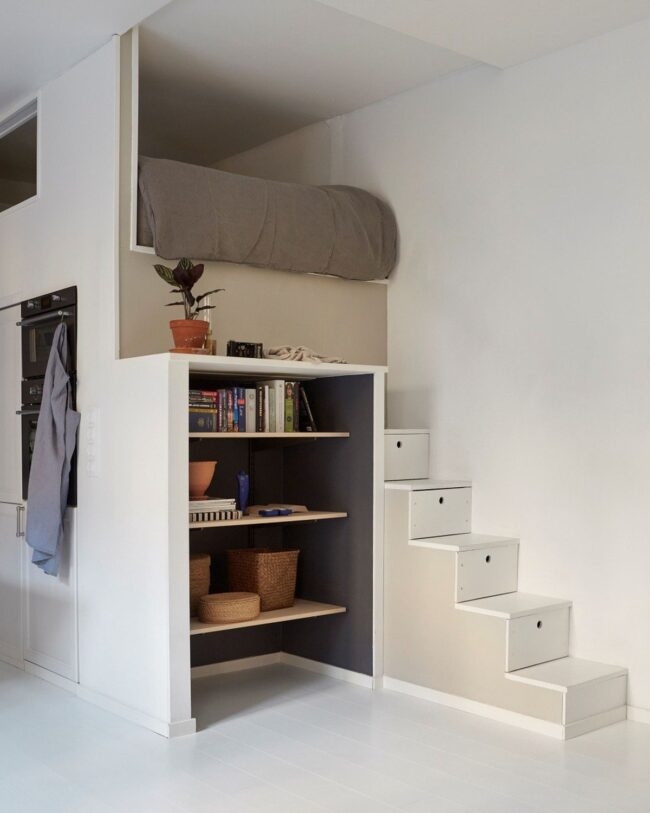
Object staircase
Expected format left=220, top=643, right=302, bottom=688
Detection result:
left=383, top=479, right=627, bottom=739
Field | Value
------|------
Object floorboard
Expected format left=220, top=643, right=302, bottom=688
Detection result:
left=1, top=661, right=649, bottom=812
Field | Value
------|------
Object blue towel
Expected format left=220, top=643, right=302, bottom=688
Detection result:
left=25, top=323, right=80, bottom=576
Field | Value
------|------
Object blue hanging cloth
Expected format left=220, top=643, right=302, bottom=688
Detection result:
left=25, top=322, right=80, bottom=576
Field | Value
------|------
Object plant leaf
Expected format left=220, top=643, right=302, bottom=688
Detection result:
left=173, top=262, right=204, bottom=290
left=154, top=264, right=176, bottom=286
left=195, top=305, right=215, bottom=312
left=196, top=288, right=225, bottom=302
left=177, top=257, right=194, bottom=271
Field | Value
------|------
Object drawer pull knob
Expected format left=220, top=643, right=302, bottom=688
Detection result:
left=396, top=441, right=402, bottom=448
left=439, top=496, right=444, bottom=504
left=536, top=620, right=543, bottom=629
left=485, top=555, right=491, bottom=563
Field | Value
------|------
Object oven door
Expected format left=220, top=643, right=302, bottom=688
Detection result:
left=20, top=310, right=76, bottom=380
left=20, top=410, right=39, bottom=501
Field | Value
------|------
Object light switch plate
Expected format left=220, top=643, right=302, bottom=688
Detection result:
left=85, top=407, right=100, bottom=477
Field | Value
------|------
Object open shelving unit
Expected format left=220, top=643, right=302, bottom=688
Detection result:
left=190, top=599, right=347, bottom=635
left=189, top=510, right=347, bottom=529
left=189, top=431, right=350, bottom=440
left=150, top=353, right=386, bottom=735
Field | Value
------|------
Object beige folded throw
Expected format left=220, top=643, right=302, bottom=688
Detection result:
left=264, top=345, right=346, bottom=364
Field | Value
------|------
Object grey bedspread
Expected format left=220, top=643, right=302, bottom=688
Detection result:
left=138, top=156, right=397, bottom=281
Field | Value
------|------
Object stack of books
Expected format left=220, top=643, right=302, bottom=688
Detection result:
left=189, top=498, right=242, bottom=523
left=188, top=381, right=317, bottom=433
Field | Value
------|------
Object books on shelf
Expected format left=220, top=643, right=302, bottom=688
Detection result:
left=188, top=381, right=318, bottom=434
left=189, top=497, right=241, bottom=523
left=189, top=510, right=243, bottom=523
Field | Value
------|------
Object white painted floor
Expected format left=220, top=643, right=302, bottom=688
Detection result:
left=1, top=662, right=649, bottom=813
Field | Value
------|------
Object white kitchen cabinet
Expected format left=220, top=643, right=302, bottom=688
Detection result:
left=0, top=502, right=23, bottom=667
left=0, top=304, right=23, bottom=668
left=23, top=508, right=78, bottom=682
left=0, top=304, right=22, bottom=503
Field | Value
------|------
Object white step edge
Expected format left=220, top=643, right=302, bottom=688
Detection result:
left=411, top=533, right=519, bottom=552
left=456, top=592, right=572, bottom=618
left=385, top=479, right=472, bottom=491
left=505, top=657, right=627, bottom=691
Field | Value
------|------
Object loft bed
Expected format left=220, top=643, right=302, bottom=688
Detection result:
left=137, top=155, right=397, bottom=281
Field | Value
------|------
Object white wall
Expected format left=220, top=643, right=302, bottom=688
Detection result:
left=216, top=120, right=334, bottom=185
left=329, top=20, right=650, bottom=711
left=0, top=40, right=179, bottom=728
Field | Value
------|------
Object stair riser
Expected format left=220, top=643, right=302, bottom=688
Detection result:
left=506, top=607, right=570, bottom=672
left=565, top=675, right=627, bottom=724
left=456, top=544, right=518, bottom=602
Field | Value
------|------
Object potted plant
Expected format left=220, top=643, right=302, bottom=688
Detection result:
left=154, top=258, right=224, bottom=350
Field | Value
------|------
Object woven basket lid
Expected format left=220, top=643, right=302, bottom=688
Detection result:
left=200, top=591, right=257, bottom=606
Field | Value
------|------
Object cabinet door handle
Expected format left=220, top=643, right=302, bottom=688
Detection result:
left=16, top=505, right=25, bottom=538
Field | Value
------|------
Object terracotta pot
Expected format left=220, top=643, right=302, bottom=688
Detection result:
left=170, top=319, right=209, bottom=349
left=189, top=461, right=217, bottom=499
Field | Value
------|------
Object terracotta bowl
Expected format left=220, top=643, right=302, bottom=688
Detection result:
left=189, top=461, right=217, bottom=498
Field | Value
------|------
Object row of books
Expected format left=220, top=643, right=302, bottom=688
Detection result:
left=188, top=381, right=317, bottom=433
left=189, top=498, right=243, bottom=523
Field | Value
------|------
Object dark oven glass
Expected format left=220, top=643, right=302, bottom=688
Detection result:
left=21, top=312, right=76, bottom=380
left=21, top=410, right=77, bottom=505
left=21, top=412, right=39, bottom=500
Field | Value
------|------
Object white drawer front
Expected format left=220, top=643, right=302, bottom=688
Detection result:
left=385, top=433, right=429, bottom=481
left=456, top=544, right=518, bottom=603
left=409, top=488, right=471, bottom=539
left=506, top=607, right=570, bottom=672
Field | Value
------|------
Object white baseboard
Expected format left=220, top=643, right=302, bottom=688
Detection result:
left=279, top=652, right=374, bottom=688
left=383, top=675, right=566, bottom=738
left=564, top=707, right=626, bottom=739
left=382, top=676, right=628, bottom=740
left=0, top=653, right=25, bottom=670
left=24, top=660, right=77, bottom=693
left=192, top=653, right=282, bottom=678
left=190, top=651, right=374, bottom=689
left=168, top=718, right=198, bottom=737
left=76, top=684, right=193, bottom=738
left=627, top=705, right=650, bottom=725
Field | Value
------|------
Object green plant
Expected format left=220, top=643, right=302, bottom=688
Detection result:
left=154, top=258, right=224, bottom=320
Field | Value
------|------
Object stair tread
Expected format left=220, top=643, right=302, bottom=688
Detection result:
left=456, top=592, right=571, bottom=618
left=385, top=479, right=471, bottom=491
left=410, top=533, right=519, bottom=552
left=506, top=657, right=627, bottom=691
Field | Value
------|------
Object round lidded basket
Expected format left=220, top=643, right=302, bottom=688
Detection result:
left=189, top=553, right=211, bottom=616
left=227, top=548, right=300, bottom=611
left=198, top=592, right=260, bottom=625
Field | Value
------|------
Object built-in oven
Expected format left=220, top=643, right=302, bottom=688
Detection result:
left=20, top=287, right=76, bottom=379
left=18, top=287, right=77, bottom=505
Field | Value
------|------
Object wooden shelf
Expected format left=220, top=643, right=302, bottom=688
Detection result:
left=189, top=431, right=350, bottom=439
left=190, top=599, right=347, bottom=634
left=190, top=510, right=347, bottom=529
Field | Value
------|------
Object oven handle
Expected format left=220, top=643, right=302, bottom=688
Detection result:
left=17, top=310, right=72, bottom=327
left=16, top=409, right=40, bottom=416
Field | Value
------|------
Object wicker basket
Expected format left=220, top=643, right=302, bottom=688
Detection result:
left=198, top=592, right=260, bottom=625
left=189, top=553, right=211, bottom=616
left=227, top=548, right=300, bottom=611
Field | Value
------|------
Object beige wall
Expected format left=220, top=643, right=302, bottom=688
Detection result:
left=119, top=33, right=386, bottom=364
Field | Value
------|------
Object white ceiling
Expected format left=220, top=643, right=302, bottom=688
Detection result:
left=0, top=0, right=170, bottom=115
left=315, top=0, right=650, bottom=68
left=3, top=0, right=650, bottom=166
left=138, top=0, right=474, bottom=165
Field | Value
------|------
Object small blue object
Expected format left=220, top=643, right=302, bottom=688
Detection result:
left=260, top=509, right=280, bottom=517
left=277, top=508, right=293, bottom=516
left=237, top=471, right=249, bottom=511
